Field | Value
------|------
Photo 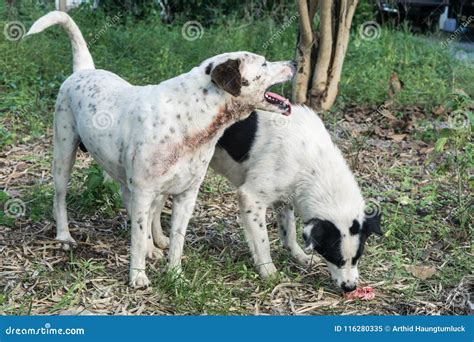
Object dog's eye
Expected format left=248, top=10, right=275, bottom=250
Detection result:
left=262, top=62, right=267, bottom=67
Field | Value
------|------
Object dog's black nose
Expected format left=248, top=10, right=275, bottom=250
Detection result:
left=341, top=282, right=356, bottom=293
left=291, top=60, right=297, bottom=68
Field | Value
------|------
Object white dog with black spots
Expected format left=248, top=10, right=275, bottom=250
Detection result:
left=26, top=11, right=295, bottom=288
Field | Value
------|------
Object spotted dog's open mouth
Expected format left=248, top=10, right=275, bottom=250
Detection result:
left=264, top=91, right=291, bottom=116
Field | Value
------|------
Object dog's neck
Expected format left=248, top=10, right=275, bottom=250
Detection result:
left=184, top=97, right=254, bottom=149
left=178, top=70, right=254, bottom=137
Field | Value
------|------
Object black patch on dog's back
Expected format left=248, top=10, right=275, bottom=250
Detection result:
left=216, top=111, right=258, bottom=162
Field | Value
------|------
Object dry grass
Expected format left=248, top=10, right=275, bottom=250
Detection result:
left=0, top=107, right=472, bottom=316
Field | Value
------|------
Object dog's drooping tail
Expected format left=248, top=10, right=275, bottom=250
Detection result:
left=26, top=11, right=94, bottom=72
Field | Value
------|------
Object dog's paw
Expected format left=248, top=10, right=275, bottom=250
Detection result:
left=154, top=235, right=170, bottom=249
left=147, top=245, right=164, bottom=260
left=294, top=252, right=321, bottom=267
left=56, top=234, right=77, bottom=251
left=257, top=263, right=278, bottom=279
left=129, top=270, right=150, bottom=289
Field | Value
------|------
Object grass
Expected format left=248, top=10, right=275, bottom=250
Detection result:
left=0, top=2, right=473, bottom=315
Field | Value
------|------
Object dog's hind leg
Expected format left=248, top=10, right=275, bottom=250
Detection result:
left=273, top=201, right=319, bottom=266
left=167, top=185, right=200, bottom=275
left=151, top=195, right=170, bottom=249
left=145, top=195, right=165, bottom=260
left=53, top=104, right=79, bottom=250
left=121, top=185, right=131, bottom=214
left=237, top=189, right=277, bottom=278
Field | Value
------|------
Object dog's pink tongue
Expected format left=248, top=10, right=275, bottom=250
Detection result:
left=265, top=91, right=292, bottom=116
left=266, top=91, right=287, bottom=103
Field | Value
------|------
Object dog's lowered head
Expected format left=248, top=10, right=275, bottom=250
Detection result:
left=303, top=208, right=382, bottom=292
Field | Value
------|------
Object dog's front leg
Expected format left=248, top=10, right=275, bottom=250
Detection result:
left=273, top=201, right=319, bottom=266
left=167, top=186, right=200, bottom=275
left=129, top=189, right=154, bottom=288
left=237, top=189, right=277, bottom=278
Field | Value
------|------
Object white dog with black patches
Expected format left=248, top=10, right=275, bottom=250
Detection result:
left=213, top=107, right=382, bottom=292
left=26, top=11, right=295, bottom=288
left=153, top=107, right=382, bottom=292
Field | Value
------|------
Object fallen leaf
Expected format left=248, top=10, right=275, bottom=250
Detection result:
left=388, top=133, right=407, bottom=141
left=405, top=265, right=437, bottom=280
left=420, top=146, right=434, bottom=154
left=432, top=105, right=445, bottom=116
left=379, top=108, right=398, bottom=121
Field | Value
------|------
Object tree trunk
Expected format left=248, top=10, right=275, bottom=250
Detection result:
left=293, top=0, right=359, bottom=111
left=292, top=0, right=316, bottom=104
left=58, top=0, right=67, bottom=11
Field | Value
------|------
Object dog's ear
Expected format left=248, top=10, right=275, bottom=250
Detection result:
left=362, top=212, right=383, bottom=236
left=210, top=59, right=242, bottom=97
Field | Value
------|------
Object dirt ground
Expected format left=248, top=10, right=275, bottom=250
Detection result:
left=0, top=106, right=472, bottom=315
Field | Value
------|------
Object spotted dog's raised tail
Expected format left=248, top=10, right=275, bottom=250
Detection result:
left=25, top=11, right=95, bottom=72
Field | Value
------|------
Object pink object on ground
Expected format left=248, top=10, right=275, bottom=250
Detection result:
left=344, top=286, right=375, bottom=300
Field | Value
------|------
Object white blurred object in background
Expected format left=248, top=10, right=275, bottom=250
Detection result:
left=55, top=0, right=99, bottom=12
